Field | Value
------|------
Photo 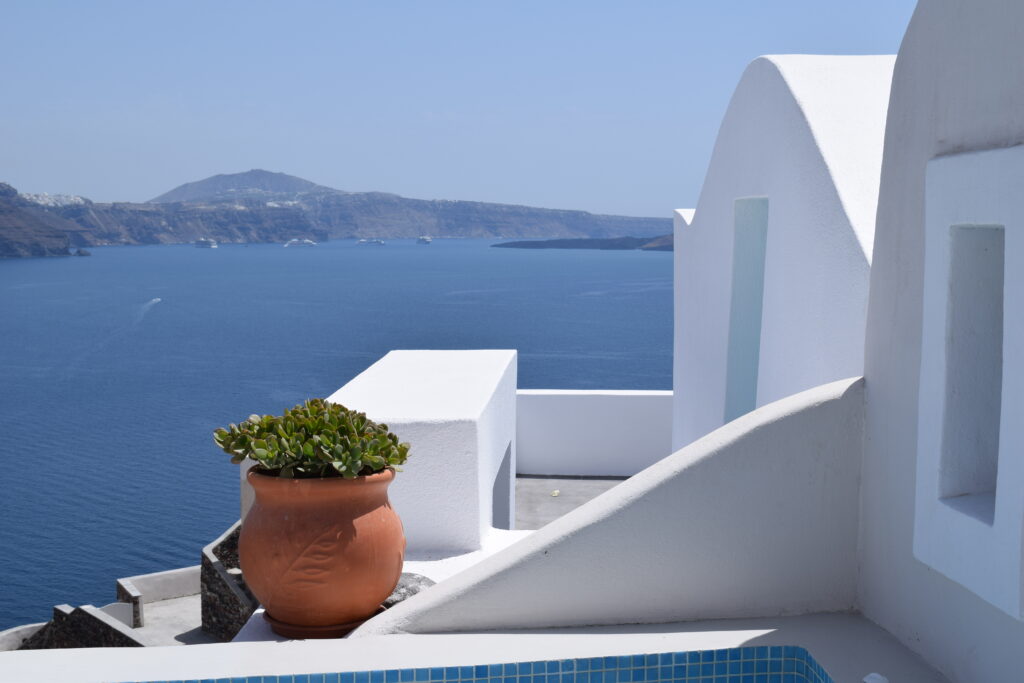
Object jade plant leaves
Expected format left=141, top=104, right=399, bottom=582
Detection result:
left=213, top=398, right=409, bottom=478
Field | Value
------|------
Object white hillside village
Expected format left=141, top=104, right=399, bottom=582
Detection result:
left=4, top=2, right=1024, bottom=681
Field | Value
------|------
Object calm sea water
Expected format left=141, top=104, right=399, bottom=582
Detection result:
left=0, top=239, right=671, bottom=629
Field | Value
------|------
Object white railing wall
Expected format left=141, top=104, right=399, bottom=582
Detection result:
left=516, top=390, right=673, bottom=477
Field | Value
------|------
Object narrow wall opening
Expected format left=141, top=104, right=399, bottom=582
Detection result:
left=724, top=197, right=769, bottom=423
left=940, top=223, right=1004, bottom=524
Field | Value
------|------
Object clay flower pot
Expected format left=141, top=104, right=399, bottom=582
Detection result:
left=240, top=467, right=405, bottom=638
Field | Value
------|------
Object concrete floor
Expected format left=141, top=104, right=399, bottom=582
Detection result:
left=514, top=475, right=627, bottom=530
left=133, top=595, right=217, bottom=646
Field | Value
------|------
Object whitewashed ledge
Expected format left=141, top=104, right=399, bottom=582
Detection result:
left=0, top=613, right=947, bottom=682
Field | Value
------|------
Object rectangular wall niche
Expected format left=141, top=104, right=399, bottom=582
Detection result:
left=915, top=146, right=1024, bottom=620
left=724, top=197, right=769, bottom=423
left=940, top=224, right=1004, bottom=523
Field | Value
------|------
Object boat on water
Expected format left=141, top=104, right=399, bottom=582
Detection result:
left=417, top=236, right=433, bottom=244
left=284, top=238, right=317, bottom=247
left=194, top=238, right=218, bottom=248
left=357, top=238, right=386, bottom=246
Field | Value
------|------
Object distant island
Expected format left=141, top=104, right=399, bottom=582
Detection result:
left=0, top=170, right=671, bottom=258
left=493, top=234, right=672, bottom=251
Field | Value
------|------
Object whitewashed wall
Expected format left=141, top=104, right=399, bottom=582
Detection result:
left=355, top=378, right=864, bottom=635
left=326, top=350, right=517, bottom=555
left=673, top=55, right=892, bottom=450
left=860, top=2, right=1024, bottom=680
left=516, top=390, right=672, bottom=476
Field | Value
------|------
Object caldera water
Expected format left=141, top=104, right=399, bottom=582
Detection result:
left=0, top=239, right=671, bottom=629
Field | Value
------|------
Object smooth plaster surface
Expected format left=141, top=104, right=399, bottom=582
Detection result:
left=673, top=55, right=893, bottom=450
left=859, top=2, right=1024, bottom=680
left=354, top=377, right=864, bottom=635
left=326, top=350, right=518, bottom=553
left=516, top=390, right=672, bottom=476
left=913, top=147, right=1024, bottom=619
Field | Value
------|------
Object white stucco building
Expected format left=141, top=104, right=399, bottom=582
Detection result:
left=3, top=2, right=1023, bottom=682
left=673, top=54, right=893, bottom=449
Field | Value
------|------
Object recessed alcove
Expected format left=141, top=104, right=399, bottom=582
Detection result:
left=914, top=146, right=1024, bottom=620
left=939, top=224, right=1004, bottom=525
left=724, top=197, right=769, bottom=423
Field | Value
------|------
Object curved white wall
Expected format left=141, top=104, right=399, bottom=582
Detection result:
left=354, top=377, right=864, bottom=636
left=673, top=56, right=893, bottom=450
left=516, top=390, right=672, bottom=476
left=861, top=2, right=1024, bottom=680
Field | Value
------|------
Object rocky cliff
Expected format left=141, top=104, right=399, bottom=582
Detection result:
left=0, top=183, right=86, bottom=258
left=3, top=170, right=672, bottom=256
left=55, top=200, right=324, bottom=246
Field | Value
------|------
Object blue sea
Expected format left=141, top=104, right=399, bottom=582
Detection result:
left=0, top=239, right=671, bottom=629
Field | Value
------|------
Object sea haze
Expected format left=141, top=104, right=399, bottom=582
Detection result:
left=0, top=239, right=671, bottom=629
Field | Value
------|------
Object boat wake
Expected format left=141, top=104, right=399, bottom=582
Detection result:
left=136, top=297, right=162, bottom=325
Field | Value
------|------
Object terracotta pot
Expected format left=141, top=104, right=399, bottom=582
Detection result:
left=240, top=468, right=405, bottom=637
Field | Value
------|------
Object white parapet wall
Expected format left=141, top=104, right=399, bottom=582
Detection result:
left=354, top=377, right=864, bottom=635
left=516, top=390, right=673, bottom=476
left=118, top=566, right=199, bottom=604
left=326, top=350, right=518, bottom=556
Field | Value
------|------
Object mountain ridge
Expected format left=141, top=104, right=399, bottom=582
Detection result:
left=148, top=169, right=337, bottom=203
left=2, top=170, right=672, bottom=257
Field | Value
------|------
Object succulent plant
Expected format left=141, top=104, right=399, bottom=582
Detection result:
left=213, top=398, right=409, bottom=478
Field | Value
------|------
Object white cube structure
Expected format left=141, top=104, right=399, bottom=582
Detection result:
left=326, top=350, right=518, bottom=555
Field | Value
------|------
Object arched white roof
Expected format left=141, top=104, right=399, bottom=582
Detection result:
left=765, top=54, right=895, bottom=259
left=673, top=54, right=894, bottom=448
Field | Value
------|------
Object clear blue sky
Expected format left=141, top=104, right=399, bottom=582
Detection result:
left=1, top=1, right=916, bottom=216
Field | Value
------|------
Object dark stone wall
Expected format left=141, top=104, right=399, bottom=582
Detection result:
left=18, top=605, right=142, bottom=650
left=201, top=521, right=257, bottom=642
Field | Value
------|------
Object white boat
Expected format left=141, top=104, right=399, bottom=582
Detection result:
left=357, top=238, right=386, bottom=246
left=284, top=238, right=317, bottom=247
left=417, top=236, right=433, bottom=244
left=194, top=238, right=218, bottom=249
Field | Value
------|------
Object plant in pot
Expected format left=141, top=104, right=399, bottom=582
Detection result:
left=214, top=398, right=409, bottom=638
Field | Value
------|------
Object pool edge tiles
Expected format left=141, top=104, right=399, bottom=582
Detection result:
left=120, top=646, right=835, bottom=683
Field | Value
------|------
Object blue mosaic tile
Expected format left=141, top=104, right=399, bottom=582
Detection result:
left=126, top=644, right=834, bottom=683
